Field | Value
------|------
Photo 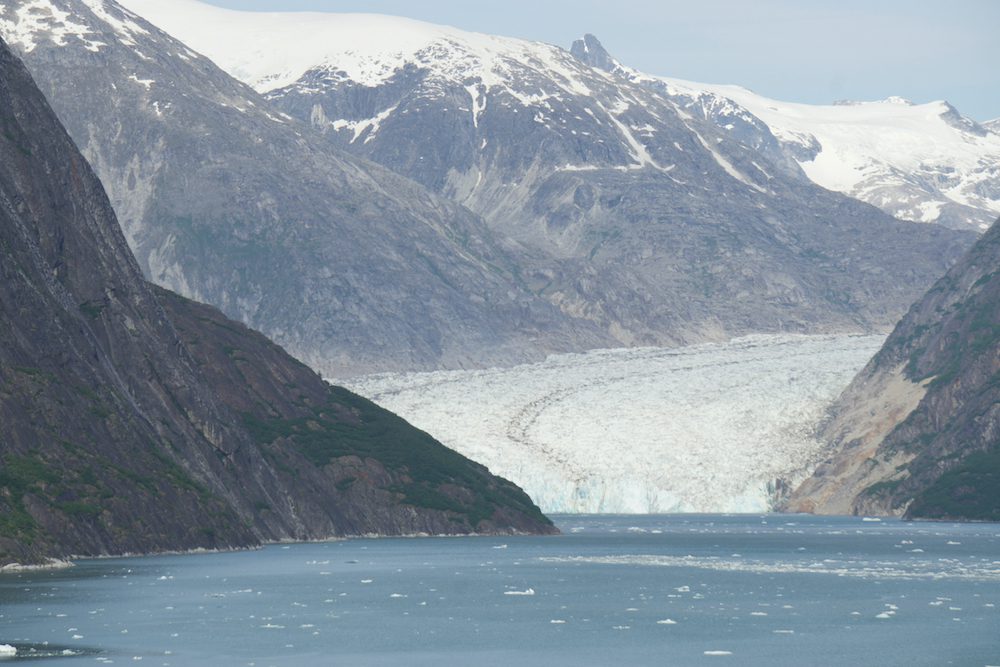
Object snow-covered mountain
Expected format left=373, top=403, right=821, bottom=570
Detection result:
left=574, top=34, right=1000, bottom=233
left=345, top=334, right=884, bottom=513
left=642, top=81, right=1000, bottom=232
left=0, top=0, right=617, bottom=377
left=117, top=2, right=999, bottom=233
left=114, top=0, right=972, bottom=355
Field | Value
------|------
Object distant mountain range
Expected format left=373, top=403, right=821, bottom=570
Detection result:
left=0, top=37, right=553, bottom=568
left=573, top=34, right=1000, bottom=232
left=124, top=1, right=1000, bottom=234
left=2, top=0, right=975, bottom=380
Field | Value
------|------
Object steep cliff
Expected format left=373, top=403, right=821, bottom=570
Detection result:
left=0, top=0, right=603, bottom=378
left=785, top=219, right=1000, bottom=520
left=0, top=39, right=554, bottom=567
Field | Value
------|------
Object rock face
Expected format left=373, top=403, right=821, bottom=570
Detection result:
left=784, top=218, right=1000, bottom=520
left=635, top=82, right=1000, bottom=234
left=0, top=39, right=555, bottom=567
left=0, top=0, right=606, bottom=378
left=570, top=33, right=1000, bottom=233
left=118, top=2, right=975, bottom=356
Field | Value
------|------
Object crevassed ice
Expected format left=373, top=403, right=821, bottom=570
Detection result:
left=342, top=334, right=883, bottom=514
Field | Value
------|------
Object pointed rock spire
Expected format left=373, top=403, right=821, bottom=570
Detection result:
left=570, top=34, right=620, bottom=73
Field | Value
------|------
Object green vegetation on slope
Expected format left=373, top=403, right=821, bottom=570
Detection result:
left=907, top=446, right=1000, bottom=521
left=242, top=385, right=551, bottom=529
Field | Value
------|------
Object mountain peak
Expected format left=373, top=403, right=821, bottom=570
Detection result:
left=569, top=33, right=619, bottom=72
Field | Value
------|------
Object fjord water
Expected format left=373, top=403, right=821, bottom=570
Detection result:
left=1, top=516, right=998, bottom=666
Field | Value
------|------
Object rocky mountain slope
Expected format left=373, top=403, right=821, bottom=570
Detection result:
left=116, top=0, right=975, bottom=355
left=642, top=80, right=1000, bottom=233
left=570, top=34, right=1000, bottom=233
left=0, top=38, right=554, bottom=568
left=0, top=0, right=606, bottom=378
left=784, top=218, right=1000, bottom=520
left=124, top=3, right=1000, bottom=234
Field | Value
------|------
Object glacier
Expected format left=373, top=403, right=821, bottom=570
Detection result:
left=341, top=334, right=884, bottom=514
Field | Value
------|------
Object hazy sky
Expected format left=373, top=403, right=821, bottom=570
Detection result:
left=201, top=0, right=999, bottom=121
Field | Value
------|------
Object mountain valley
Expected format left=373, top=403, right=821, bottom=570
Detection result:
left=0, top=36, right=553, bottom=568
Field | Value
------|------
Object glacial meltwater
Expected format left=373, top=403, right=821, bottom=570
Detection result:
left=2, top=515, right=998, bottom=666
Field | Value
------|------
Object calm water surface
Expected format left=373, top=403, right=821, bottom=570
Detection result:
left=1, top=515, right=998, bottom=666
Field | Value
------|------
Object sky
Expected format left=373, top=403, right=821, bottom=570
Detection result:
left=200, top=0, right=1000, bottom=122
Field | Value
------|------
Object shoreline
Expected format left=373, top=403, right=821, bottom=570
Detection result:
left=0, top=528, right=558, bottom=572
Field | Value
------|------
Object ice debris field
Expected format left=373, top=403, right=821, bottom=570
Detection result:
left=343, top=334, right=884, bottom=513
left=3, top=515, right=998, bottom=666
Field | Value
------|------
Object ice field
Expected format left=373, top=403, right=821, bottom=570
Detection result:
left=342, top=334, right=885, bottom=513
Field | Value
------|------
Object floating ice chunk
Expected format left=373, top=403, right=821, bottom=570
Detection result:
left=656, top=619, right=677, bottom=625
left=704, top=650, right=733, bottom=656
left=750, top=612, right=768, bottom=616
left=550, top=619, right=566, bottom=624
left=946, top=541, right=961, bottom=545
left=360, top=579, right=373, bottom=584
left=773, top=630, right=794, bottom=634
left=492, top=544, right=508, bottom=549
left=389, top=593, right=406, bottom=598
left=503, top=588, right=535, bottom=596
left=875, top=612, right=893, bottom=619
left=675, top=586, right=690, bottom=593
left=862, top=517, right=881, bottom=522
left=0, top=644, right=15, bottom=657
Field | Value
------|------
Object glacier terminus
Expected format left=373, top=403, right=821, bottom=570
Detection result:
left=344, top=334, right=884, bottom=514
